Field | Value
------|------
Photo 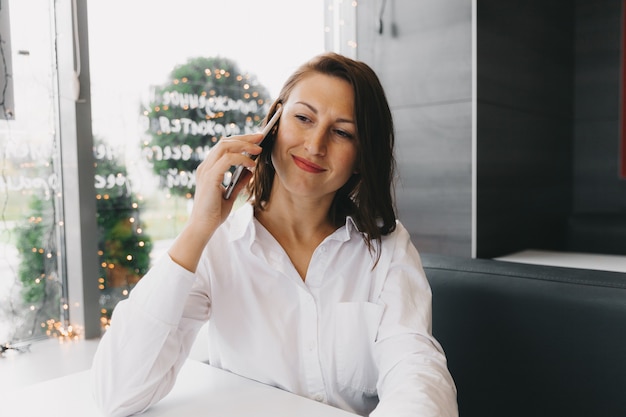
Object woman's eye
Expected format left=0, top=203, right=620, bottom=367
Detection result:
left=335, top=129, right=354, bottom=139
left=295, top=114, right=311, bottom=123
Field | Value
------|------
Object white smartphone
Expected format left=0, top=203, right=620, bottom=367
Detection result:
left=224, top=106, right=283, bottom=199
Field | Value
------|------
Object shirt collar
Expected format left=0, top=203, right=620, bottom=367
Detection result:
left=227, top=202, right=361, bottom=243
left=228, top=202, right=256, bottom=243
left=335, top=216, right=359, bottom=242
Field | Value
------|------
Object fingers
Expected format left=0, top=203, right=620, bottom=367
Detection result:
left=196, top=134, right=258, bottom=171
left=217, top=133, right=264, bottom=156
left=183, top=133, right=265, bottom=236
left=195, top=133, right=265, bottom=197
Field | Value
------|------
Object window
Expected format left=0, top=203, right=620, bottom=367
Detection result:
left=1, top=0, right=355, bottom=349
left=0, top=0, right=68, bottom=345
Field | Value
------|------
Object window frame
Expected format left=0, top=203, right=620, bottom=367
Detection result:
left=56, top=0, right=100, bottom=339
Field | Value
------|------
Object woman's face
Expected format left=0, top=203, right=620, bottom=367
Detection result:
left=270, top=73, right=358, bottom=203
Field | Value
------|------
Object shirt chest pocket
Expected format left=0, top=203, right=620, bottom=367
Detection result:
left=333, top=302, right=384, bottom=394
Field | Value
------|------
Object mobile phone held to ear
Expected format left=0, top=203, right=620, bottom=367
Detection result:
left=224, top=106, right=283, bottom=199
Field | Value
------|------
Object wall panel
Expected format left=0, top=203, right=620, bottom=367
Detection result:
left=477, top=0, right=575, bottom=258
left=573, top=0, right=624, bottom=212
left=356, top=0, right=474, bottom=257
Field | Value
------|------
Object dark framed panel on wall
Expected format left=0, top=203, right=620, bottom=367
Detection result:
left=622, top=0, right=626, bottom=178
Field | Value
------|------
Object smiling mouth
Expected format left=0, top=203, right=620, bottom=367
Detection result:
left=292, top=155, right=326, bottom=173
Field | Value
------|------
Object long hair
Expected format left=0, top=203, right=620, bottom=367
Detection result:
left=247, top=52, right=397, bottom=263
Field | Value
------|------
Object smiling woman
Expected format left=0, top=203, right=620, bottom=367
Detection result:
left=91, top=51, right=459, bottom=417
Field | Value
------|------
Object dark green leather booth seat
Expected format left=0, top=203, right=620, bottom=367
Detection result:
left=422, top=253, right=626, bottom=417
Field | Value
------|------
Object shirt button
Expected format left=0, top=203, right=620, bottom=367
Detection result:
left=320, top=246, right=327, bottom=253
left=314, top=394, right=324, bottom=402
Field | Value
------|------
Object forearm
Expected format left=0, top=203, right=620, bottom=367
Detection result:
left=168, top=219, right=218, bottom=273
left=168, top=132, right=259, bottom=273
left=91, top=305, right=193, bottom=416
left=91, top=256, right=203, bottom=416
left=372, top=227, right=458, bottom=416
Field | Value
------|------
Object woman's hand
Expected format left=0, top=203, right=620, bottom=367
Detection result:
left=193, top=133, right=263, bottom=224
left=168, top=132, right=263, bottom=272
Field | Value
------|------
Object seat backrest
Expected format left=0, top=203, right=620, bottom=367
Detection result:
left=421, top=253, right=626, bottom=417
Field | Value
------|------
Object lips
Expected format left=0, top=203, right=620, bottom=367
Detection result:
left=292, top=155, right=326, bottom=173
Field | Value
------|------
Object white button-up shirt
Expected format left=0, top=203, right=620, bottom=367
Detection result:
left=91, top=203, right=458, bottom=417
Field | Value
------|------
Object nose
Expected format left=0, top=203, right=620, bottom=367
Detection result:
left=303, top=128, right=327, bottom=156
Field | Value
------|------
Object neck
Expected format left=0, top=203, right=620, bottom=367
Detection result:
left=258, top=178, right=341, bottom=237
left=256, top=198, right=336, bottom=242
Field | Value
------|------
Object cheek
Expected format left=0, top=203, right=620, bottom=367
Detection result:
left=338, top=145, right=359, bottom=176
left=269, top=129, right=294, bottom=169
left=272, top=126, right=296, bottom=154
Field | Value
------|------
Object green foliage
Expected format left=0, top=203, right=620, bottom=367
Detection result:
left=142, top=56, right=273, bottom=198
left=15, top=196, right=57, bottom=304
left=94, top=140, right=153, bottom=288
left=13, top=193, right=62, bottom=340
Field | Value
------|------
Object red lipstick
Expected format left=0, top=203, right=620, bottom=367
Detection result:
left=292, top=155, right=326, bottom=173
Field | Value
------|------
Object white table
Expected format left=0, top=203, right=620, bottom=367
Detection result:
left=0, top=359, right=357, bottom=416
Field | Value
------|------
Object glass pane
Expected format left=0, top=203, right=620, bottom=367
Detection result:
left=87, top=0, right=326, bottom=330
left=0, top=0, right=67, bottom=346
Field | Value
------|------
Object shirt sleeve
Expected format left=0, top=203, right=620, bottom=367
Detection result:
left=370, top=226, right=459, bottom=417
left=90, top=254, right=210, bottom=417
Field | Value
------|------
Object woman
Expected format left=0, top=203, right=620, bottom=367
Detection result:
left=91, top=52, right=458, bottom=417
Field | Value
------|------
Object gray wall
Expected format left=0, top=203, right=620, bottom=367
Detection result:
left=357, top=0, right=474, bottom=257
left=356, top=0, right=625, bottom=258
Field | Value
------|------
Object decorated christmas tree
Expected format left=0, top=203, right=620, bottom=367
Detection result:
left=141, top=56, right=273, bottom=198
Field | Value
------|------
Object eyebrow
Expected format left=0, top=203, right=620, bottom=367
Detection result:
left=294, top=101, right=355, bottom=125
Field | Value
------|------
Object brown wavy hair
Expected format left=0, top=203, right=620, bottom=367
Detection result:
left=247, top=52, right=397, bottom=263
